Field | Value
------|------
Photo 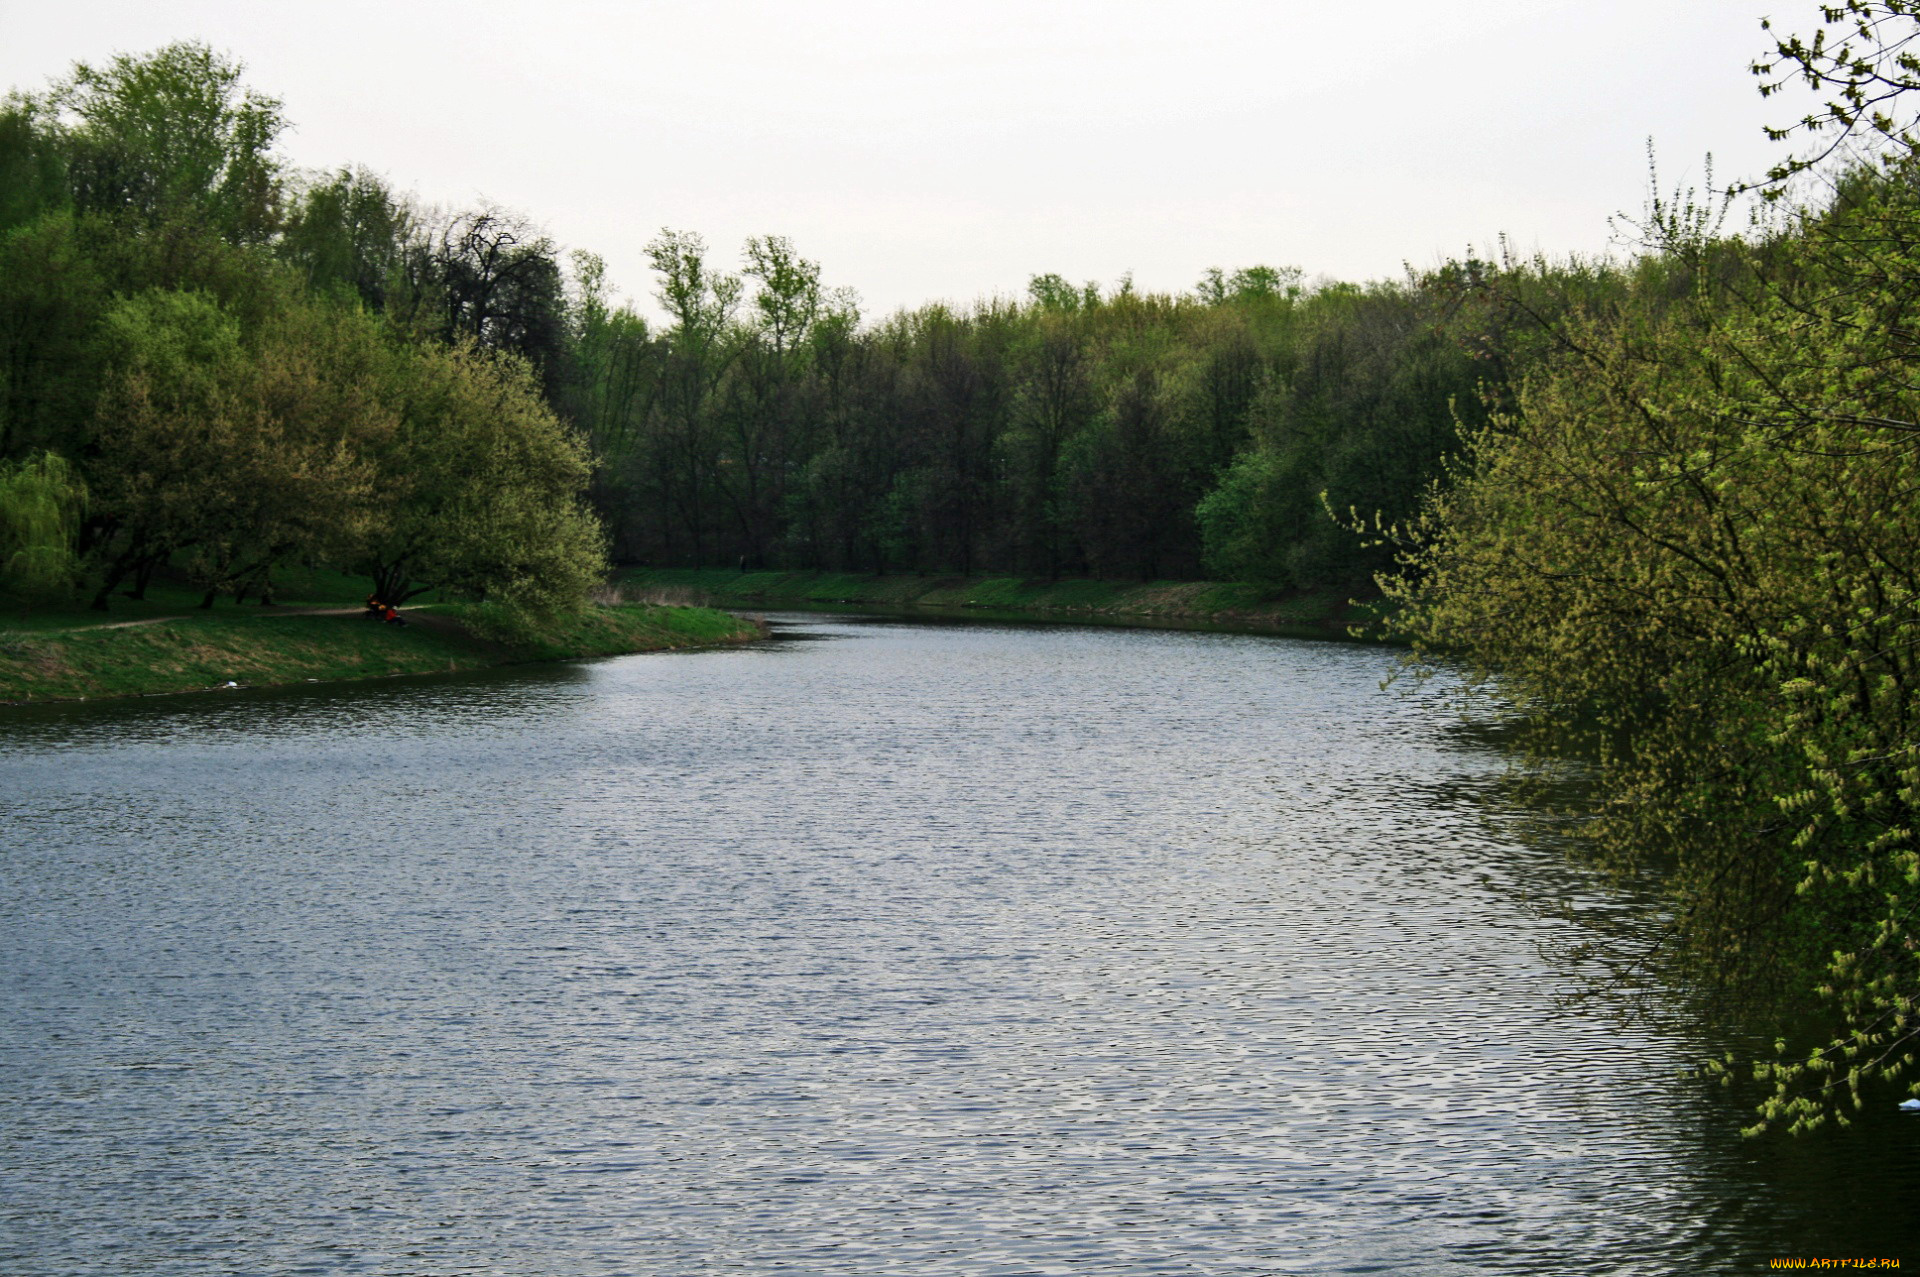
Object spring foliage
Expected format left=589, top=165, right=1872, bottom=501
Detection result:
left=0, top=450, right=83, bottom=597
left=1386, top=150, right=1920, bottom=1133
left=0, top=43, right=605, bottom=618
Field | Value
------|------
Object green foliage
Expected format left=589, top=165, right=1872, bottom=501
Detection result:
left=410, top=207, right=568, bottom=385
left=13, top=41, right=284, bottom=243
left=1197, top=444, right=1311, bottom=583
left=1749, top=1, right=1920, bottom=188
left=0, top=107, right=68, bottom=234
left=1384, top=154, right=1920, bottom=1132
left=0, top=43, right=610, bottom=623
left=646, top=228, right=742, bottom=358
left=278, top=167, right=410, bottom=309
left=583, top=243, right=1482, bottom=587
left=744, top=234, right=823, bottom=358
left=1194, top=286, right=1487, bottom=587
left=0, top=601, right=756, bottom=703
left=0, top=450, right=84, bottom=598
left=617, top=566, right=1363, bottom=634
left=0, top=212, right=110, bottom=460
left=357, top=338, right=605, bottom=619
left=86, top=286, right=387, bottom=605
left=1196, top=264, right=1303, bottom=305
left=1027, top=272, right=1101, bottom=313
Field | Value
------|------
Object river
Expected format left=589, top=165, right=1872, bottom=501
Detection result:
left=2, top=612, right=1914, bottom=1274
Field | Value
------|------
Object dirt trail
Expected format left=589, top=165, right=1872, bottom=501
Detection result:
left=13, top=605, right=407, bottom=636
left=70, top=615, right=184, bottom=631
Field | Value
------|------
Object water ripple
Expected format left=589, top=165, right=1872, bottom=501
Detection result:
left=1, top=614, right=1914, bottom=1274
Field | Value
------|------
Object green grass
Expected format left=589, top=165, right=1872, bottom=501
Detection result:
left=490, top=600, right=766, bottom=662
left=0, top=565, right=441, bottom=633
left=619, top=568, right=1392, bottom=637
left=0, top=563, right=1387, bottom=704
left=0, top=601, right=762, bottom=704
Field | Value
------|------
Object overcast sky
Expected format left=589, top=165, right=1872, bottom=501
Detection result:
left=1, top=1, right=1816, bottom=320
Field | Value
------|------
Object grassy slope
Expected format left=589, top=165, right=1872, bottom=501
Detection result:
left=621, top=567, right=1391, bottom=634
left=0, top=576, right=761, bottom=705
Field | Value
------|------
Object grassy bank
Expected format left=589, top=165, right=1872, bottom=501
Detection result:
left=0, top=598, right=762, bottom=705
left=619, top=567, right=1390, bottom=636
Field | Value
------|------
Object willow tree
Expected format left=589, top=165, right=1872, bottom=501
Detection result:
left=0, top=450, right=84, bottom=600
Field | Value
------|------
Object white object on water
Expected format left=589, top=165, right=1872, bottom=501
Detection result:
left=1899, top=1098, right=1920, bottom=1112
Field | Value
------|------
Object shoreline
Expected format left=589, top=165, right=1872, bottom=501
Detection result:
left=619, top=568, right=1395, bottom=641
left=0, top=603, right=764, bottom=706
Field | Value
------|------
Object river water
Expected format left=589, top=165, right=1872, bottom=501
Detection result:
left=1, top=612, right=1914, bottom=1275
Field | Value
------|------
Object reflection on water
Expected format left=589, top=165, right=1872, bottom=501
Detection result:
left=1, top=613, right=1913, bottom=1275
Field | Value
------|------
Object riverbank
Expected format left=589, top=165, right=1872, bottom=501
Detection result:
left=0, top=602, right=763, bottom=705
left=619, top=567, right=1391, bottom=637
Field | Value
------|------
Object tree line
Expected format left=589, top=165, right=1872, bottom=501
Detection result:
left=569, top=245, right=1506, bottom=590
left=272, top=161, right=1527, bottom=596
left=1, top=42, right=1557, bottom=618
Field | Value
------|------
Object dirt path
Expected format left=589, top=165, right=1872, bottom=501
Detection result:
left=70, top=615, right=185, bottom=631
left=13, top=605, right=389, bottom=636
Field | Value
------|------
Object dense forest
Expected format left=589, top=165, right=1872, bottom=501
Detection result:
left=569, top=249, right=1504, bottom=588
left=7, top=2, right=1920, bottom=1132
left=0, top=41, right=1548, bottom=617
